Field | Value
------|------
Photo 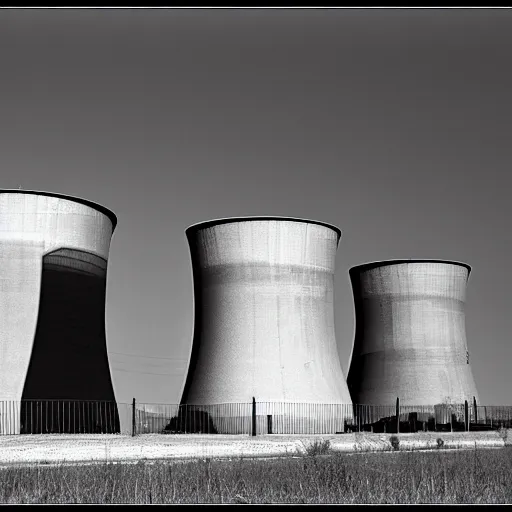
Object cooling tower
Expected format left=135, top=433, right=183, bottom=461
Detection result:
left=181, top=217, right=352, bottom=434
left=347, top=259, right=479, bottom=409
left=0, top=190, right=119, bottom=434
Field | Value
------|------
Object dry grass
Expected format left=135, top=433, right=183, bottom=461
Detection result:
left=0, top=446, right=511, bottom=504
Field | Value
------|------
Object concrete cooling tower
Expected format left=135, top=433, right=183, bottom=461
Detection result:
left=181, top=217, right=353, bottom=434
left=0, top=190, right=119, bottom=434
left=347, top=259, right=479, bottom=410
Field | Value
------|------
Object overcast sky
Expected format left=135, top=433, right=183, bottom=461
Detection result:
left=1, top=8, right=511, bottom=405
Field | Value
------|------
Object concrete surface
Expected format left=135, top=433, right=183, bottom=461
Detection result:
left=182, top=217, right=352, bottom=433
left=0, top=191, right=117, bottom=434
left=348, top=260, right=480, bottom=407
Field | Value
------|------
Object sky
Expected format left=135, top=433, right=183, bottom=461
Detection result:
left=0, top=8, right=511, bottom=406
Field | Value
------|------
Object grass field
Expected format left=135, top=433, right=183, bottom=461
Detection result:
left=1, top=443, right=511, bottom=504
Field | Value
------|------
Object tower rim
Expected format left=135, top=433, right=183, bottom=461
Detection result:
left=349, top=259, right=472, bottom=277
left=185, top=216, right=342, bottom=241
left=0, top=189, right=118, bottom=231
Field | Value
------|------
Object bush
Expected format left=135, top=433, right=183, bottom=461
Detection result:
left=390, top=436, right=400, bottom=451
left=437, top=438, right=445, bottom=449
left=304, top=439, right=332, bottom=457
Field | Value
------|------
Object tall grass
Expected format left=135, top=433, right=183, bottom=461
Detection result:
left=0, top=447, right=511, bottom=504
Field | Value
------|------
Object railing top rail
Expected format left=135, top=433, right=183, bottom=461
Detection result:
left=14, top=399, right=118, bottom=402
left=0, top=399, right=511, bottom=407
left=173, top=402, right=254, bottom=407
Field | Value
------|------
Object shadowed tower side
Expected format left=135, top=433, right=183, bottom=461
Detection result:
left=21, top=249, right=119, bottom=433
left=347, top=259, right=480, bottom=407
left=181, top=217, right=352, bottom=434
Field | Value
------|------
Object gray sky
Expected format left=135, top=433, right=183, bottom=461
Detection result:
left=1, top=9, right=511, bottom=405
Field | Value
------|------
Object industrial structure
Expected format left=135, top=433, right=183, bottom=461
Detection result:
left=0, top=190, right=119, bottom=434
left=181, top=216, right=353, bottom=433
left=347, top=259, right=480, bottom=413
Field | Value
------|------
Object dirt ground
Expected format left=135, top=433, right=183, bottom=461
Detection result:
left=0, top=429, right=509, bottom=467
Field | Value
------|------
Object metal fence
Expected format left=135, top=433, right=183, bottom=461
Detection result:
left=350, top=403, right=512, bottom=434
left=135, top=403, right=253, bottom=435
left=0, top=400, right=123, bottom=435
left=0, top=399, right=511, bottom=436
left=137, top=400, right=512, bottom=435
left=135, top=400, right=512, bottom=436
left=136, top=402, right=354, bottom=435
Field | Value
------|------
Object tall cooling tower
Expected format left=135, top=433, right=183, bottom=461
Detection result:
left=0, top=190, right=119, bottom=434
left=347, top=259, right=479, bottom=410
left=181, top=217, right=352, bottom=434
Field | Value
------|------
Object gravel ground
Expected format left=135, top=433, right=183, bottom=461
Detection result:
left=0, top=430, right=508, bottom=467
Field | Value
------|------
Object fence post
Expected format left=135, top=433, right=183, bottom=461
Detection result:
left=396, top=397, right=400, bottom=434
left=464, top=400, right=469, bottom=432
left=132, top=398, right=136, bottom=437
left=251, top=397, right=256, bottom=437
left=473, top=396, right=478, bottom=425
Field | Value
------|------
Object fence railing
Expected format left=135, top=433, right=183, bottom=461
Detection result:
left=0, top=399, right=511, bottom=436
left=0, top=400, right=123, bottom=435
left=135, top=403, right=253, bottom=435
left=134, top=399, right=512, bottom=436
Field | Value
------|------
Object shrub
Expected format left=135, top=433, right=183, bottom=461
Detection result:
left=389, top=436, right=400, bottom=451
left=304, top=439, right=332, bottom=457
left=437, top=438, right=445, bottom=449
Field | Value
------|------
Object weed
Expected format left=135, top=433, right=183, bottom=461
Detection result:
left=389, top=436, right=400, bottom=451
left=1, top=447, right=512, bottom=504
left=303, top=439, right=332, bottom=457
left=498, top=427, right=509, bottom=442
